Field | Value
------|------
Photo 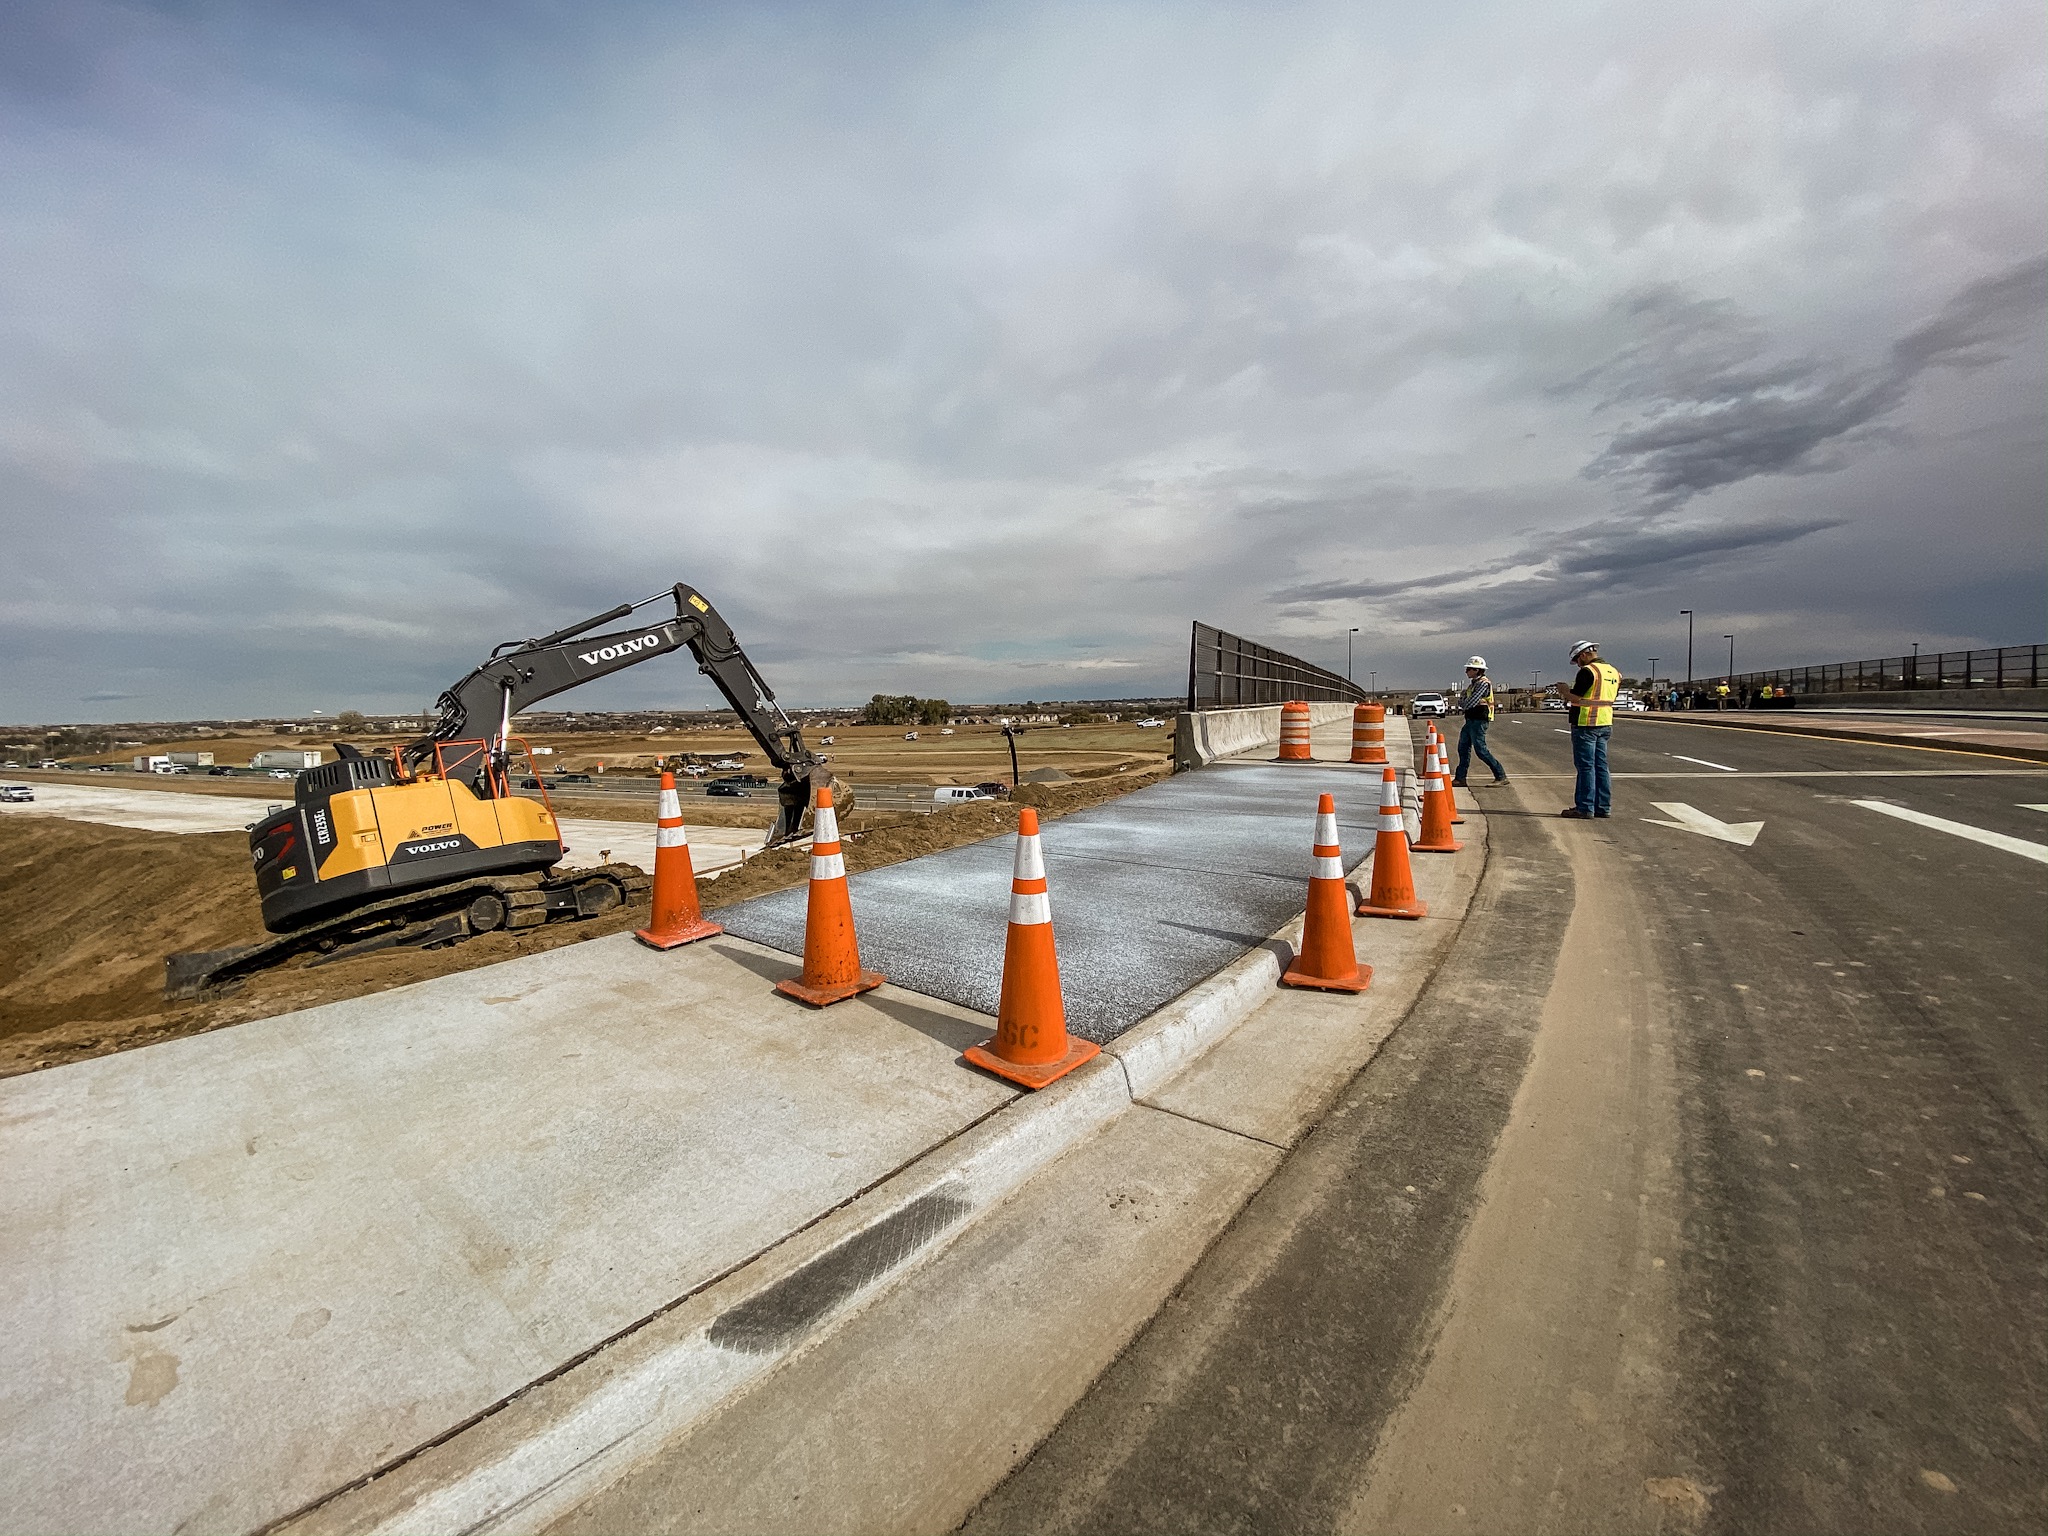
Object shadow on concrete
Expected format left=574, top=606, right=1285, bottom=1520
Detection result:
left=865, top=993, right=991, bottom=1054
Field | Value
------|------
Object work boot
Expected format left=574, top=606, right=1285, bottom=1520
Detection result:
left=1451, top=778, right=1468, bottom=788
left=1492, top=775, right=1509, bottom=785
left=1558, top=807, right=1590, bottom=818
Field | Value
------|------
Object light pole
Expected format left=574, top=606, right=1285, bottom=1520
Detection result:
left=1347, top=627, right=1359, bottom=683
left=1680, top=610, right=1694, bottom=681
left=1648, top=657, right=1660, bottom=696
left=1725, top=634, right=1735, bottom=678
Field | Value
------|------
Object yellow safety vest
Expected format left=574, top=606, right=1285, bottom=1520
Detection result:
left=1573, top=661, right=1621, bottom=727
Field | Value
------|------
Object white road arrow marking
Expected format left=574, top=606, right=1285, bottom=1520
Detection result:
left=1669, top=753, right=1738, bottom=772
left=1642, top=801, right=1764, bottom=846
left=1854, top=801, right=2048, bottom=865
left=2021, top=803, right=2048, bottom=814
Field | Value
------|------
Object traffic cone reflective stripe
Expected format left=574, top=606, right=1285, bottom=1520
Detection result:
left=1414, top=745, right=1463, bottom=853
left=775, top=787, right=884, bottom=1006
left=636, top=772, right=723, bottom=949
left=1282, top=793, right=1371, bottom=992
left=1277, top=700, right=1314, bottom=761
left=963, top=808, right=1101, bottom=1089
left=1350, top=703, right=1388, bottom=764
left=1358, top=767, right=1428, bottom=918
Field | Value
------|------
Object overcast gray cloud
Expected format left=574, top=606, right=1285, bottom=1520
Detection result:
left=0, top=0, right=2042, bottom=721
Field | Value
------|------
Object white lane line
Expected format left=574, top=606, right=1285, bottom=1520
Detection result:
left=1669, top=753, right=1738, bottom=772
left=1854, top=801, right=2048, bottom=865
left=2022, top=804, right=2048, bottom=813
left=1553, top=728, right=1571, bottom=735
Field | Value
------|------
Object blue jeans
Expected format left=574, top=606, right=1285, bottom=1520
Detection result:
left=1455, top=717, right=1504, bottom=781
left=1571, top=724, right=1611, bottom=814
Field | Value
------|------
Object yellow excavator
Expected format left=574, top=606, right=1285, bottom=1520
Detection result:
left=166, top=583, right=840, bottom=998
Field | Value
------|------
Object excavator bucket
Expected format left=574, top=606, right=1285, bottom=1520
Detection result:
left=772, top=766, right=854, bottom=847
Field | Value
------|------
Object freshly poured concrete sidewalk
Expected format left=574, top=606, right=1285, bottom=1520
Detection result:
left=0, top=713, right=1425, bottom=1534
left=0, top=940, right=1019, bottom=1534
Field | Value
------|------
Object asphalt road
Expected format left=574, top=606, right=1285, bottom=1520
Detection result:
left=963, top=716, right=2048, bottom=1534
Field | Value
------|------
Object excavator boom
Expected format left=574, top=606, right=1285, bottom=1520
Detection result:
left=407, top=583, right=830, bottom=846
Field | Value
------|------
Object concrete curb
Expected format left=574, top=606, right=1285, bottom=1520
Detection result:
left=279, top=919, right=1321, bottom=1536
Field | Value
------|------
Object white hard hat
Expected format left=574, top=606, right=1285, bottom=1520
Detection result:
left=1465, top=655, right=1487, bottom=670
left=1568, top=638, right=1598, bottom=659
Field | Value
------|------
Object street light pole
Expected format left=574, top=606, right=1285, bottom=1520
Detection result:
left=1680, top=610, right=1694, bottom=681
left=1347, top=627, right=1359, bottom=683
left=1648, top=657, right=1659, bottom=692
left=1725, top=634, right=1735, bottom=677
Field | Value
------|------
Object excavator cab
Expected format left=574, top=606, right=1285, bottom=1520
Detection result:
left=251, top=739, right=563, bottom=933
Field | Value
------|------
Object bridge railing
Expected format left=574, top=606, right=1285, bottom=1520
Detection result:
left=1186, top=622, right=1365, bottom=708
left=1713, top=644, right=2043, bottom=696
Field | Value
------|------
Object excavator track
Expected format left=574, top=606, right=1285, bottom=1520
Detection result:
left=164, top=863, right=652, bottom=1002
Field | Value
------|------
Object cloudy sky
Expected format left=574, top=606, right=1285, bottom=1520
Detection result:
left=3, top=0, right=2042, bottom=721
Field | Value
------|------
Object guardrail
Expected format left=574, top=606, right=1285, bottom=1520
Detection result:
left=1711, top=643, right=2043, bottom=696
left=1186, top=622, right=1365, bottom=708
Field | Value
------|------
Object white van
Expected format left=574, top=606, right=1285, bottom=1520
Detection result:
left=933, top=785, right=994, bottom=803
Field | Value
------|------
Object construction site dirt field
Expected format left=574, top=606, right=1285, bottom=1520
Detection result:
left=39, top=718, right=1172, bottom=787
left=0, top=764, right=1170, bottom=1079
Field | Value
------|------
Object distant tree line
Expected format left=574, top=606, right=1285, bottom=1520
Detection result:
left=861, top=694, right=952, bottom=726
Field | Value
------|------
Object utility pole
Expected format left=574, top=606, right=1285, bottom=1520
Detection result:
left=1347, top=627, right=1359, bottom=683
left=1725, top=634, right=1735, bottom=677
left=1680, top=610, right=1694, bottom=681
left=1369, top=669, right=1377, bottom=694
left=1649, top=657, right=1660, bottom=692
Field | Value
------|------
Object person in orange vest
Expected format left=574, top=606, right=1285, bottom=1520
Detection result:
left=1552, top=639, right=1619, bottom=819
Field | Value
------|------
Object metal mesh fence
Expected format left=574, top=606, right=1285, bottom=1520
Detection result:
left=1186, top=622, right=1366, bottom=708
left=1713, top=644, right=2043, bottom=696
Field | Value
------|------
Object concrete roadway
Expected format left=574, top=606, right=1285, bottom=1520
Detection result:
left=963, top=716, right=2047, bottom=1535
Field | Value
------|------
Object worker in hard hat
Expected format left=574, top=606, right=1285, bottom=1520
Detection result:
left=1552, top=639, right=1620, bottom=819
left=1450, top=655, right=1507, bottom=788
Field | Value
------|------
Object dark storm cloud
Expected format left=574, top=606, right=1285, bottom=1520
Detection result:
left=1581, top=257, right=2048, bottom=507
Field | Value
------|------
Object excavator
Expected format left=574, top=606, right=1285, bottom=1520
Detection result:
left=165, top=583, right=841, bottom=999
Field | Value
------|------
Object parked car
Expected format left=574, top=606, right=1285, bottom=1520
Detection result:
left=0, top=784, right=34, bottom=802
left=706, top=783, right=748, bottom=797
left=269, top=768, right=296, bottom=778
left=553, top=772, right=594, bottom=784
left=1410, top=693, right=1447, bottom=717
left=1622, top=698, right=1649, bottom=712
left=1543, top=696, right=1568, bottom=711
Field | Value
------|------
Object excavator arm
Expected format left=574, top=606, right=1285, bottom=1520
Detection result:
left=403, top=583, right=832, bottom=846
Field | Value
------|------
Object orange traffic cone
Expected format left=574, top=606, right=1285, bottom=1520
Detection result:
left=1281, top=793, right=1371, bottom=992
left=1413, top=744, right=1463, bottom=853
left=1277, top=700, right=1314, bottom=761
left=963, top=807, right=1101, bottom=1089
left=635, top=772, right=723, bottom=949
left=775, top=786, right=884, bottom=1007
left=1432, top=733, right=1466, bottom=823
left=1349, top=703, right=1388, bottom=764
left=1358, top=767, right=1428, bottom=918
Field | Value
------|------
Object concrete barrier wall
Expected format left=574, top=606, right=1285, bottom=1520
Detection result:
left=1173, top=702, right=1356, bottom=770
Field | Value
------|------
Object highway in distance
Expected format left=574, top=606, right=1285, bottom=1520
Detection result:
left=963, top=716, right=2047, bottom=1536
